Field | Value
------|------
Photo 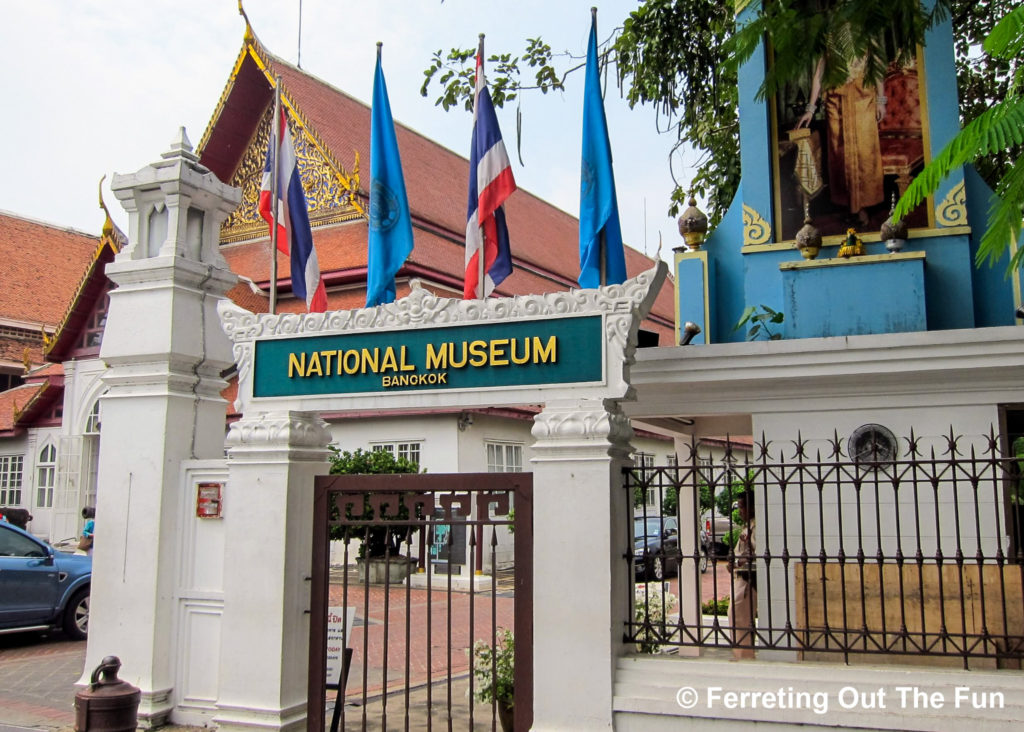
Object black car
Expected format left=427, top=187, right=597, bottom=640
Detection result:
left=633, top=516, right=680, bottom=581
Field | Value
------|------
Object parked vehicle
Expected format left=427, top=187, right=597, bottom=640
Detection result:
left=0, top=521, right=91, bottom=640
left=634, top=516, right=679, bottom=581
left=701, top=507, right=736, bottom=557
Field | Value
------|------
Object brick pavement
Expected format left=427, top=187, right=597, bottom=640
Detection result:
left=0, top=570, right=517, bottom=731
left=0, top=631, right=83, bottom=731
left=332, top=570, right=515, bottom=701
left=1, top=564, right=733, bottom=731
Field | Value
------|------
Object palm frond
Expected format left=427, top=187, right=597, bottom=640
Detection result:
left=984, top=4, right=1024, bottom=60
left=979, top=156, right=1024, bottom=269
left=893, top=98, right=1024, bottom=222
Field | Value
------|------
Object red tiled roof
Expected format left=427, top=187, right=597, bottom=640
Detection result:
left=0, top=383, right=41, bottom=435
left=201, top=40, right=675, bottom=341
left=11, top=380, right=63, bottom=429
left=24, top=363, right=64, bottom=382
left=0, top=334, right=41, bottom=368
left=0, top=212, right=99, bottom=327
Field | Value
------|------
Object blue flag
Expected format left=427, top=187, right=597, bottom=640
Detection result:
left=366, top=48, right=414, bottom=307
left=578, top=14, right=626, bottom=289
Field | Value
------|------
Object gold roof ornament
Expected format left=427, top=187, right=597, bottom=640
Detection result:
left=97, top=175, right=125, bottom=251
left=238, top=0, right=255, bottom=44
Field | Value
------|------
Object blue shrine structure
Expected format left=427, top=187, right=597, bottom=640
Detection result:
left=675, top=11, right=1022, bottom=344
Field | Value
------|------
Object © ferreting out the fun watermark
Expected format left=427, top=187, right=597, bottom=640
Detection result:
left=674, top=685, right=1006, bottom=716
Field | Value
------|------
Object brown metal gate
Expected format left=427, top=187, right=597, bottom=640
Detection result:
left=309, top=473, right=533, bottom=730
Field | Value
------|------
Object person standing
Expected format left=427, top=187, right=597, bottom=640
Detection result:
left=80, top=506, right=95, bottom=556
left=729, top=491, right=757, bottom=659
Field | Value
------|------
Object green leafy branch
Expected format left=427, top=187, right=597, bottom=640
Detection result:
left=420, top=37, right=565, bottom=113
left=892, top=5, right=1024, bottom=272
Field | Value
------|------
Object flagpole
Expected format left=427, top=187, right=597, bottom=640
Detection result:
left=591, top=7, right=606, bottom=287
left=269, top=76, right=281, bottom=315
left=477, top=33, right=487, bottom=299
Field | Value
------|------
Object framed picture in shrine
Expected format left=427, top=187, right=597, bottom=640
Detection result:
left=770, top=47, right=933, bottom=243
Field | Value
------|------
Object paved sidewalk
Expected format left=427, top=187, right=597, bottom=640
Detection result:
left=0, top=632, right=199, bottom=732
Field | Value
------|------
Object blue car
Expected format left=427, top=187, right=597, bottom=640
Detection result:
left=0, top=521, right=91, bottom=640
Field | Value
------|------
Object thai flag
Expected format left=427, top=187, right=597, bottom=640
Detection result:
left=464, top=49, right=516, bottom=299
left=258, top=108, right=328, bottom=313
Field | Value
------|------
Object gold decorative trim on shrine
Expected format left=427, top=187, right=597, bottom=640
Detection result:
left=742, top=204, right=772, bottom=246
left=935, top=181, right=967, bottom=227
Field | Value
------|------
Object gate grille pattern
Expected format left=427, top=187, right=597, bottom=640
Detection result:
left=310, top=473, right=532, bottom=731
left=625, top=430, right=1024, bottom=667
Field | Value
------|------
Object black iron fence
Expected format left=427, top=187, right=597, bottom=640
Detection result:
left=310, top=473, right=533, bottom=731
left=625, top=430, right=1024, bottom=668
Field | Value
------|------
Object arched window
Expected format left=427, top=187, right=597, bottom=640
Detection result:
left=36, top=443, right=57, bottom=508
left=84, top=401, right=101, bottom=435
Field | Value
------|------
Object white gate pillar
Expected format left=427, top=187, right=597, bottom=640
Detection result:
left=212, top=410, right=331, bottom=732
left=530, top=398, right=634, bottom=731
left=84, top=129, right=240, bottom=725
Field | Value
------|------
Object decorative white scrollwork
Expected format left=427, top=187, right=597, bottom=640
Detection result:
left=531, top=400, right=634, bottom=456
left=220, top=263, right=667, bottom=343
left=225, top=411, right=332, bottom=449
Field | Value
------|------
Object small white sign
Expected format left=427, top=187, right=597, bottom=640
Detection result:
left=326, top=606, right=356, bottom=688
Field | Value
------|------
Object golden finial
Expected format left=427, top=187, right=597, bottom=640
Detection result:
left=98, top=175, right=115, bottom=239
left=22, top=347, right=32, bottom=373
left=239, top=0, right=255, bottom=43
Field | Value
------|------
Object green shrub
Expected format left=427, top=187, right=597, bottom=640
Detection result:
left=701, top=597, right=730, bottom=616
left=328, top=447, right=421, bottom=557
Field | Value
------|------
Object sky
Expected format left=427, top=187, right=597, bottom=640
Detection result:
left=0, top=0, right=697, bottom=263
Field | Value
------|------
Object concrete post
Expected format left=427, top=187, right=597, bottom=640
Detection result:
left=529, top=398, right=634, bottom=730
left=83, top=129, right=240, bottom=725
left=212, top=411, right=331, bottom=731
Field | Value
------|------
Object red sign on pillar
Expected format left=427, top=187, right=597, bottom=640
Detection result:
left=196, top=482, right=223, bottom=519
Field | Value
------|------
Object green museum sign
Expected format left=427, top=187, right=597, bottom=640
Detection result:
left=252, top=315, right=603, bottom=398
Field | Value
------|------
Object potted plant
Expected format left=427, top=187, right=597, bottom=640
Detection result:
left=328, top=447, right=422, bottom=583
left=470, top=628, right=514, bottom=731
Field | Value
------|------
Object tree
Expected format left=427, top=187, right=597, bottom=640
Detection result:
left=729, top=0, right=951, bottom=102
left=422, top=1, right=737, bottom=226
left=422, top=1, right=1012, bottom=242
left=951, top=0, right=1021, bottom=190
left=893, top=4, right=1024, bottom=270
left=328, top=447, right=421, bottom=558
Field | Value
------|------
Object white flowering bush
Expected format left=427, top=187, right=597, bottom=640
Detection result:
left=634, top=583, right=679, bottom=653
left=469, top=628, right=514, bottom=706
